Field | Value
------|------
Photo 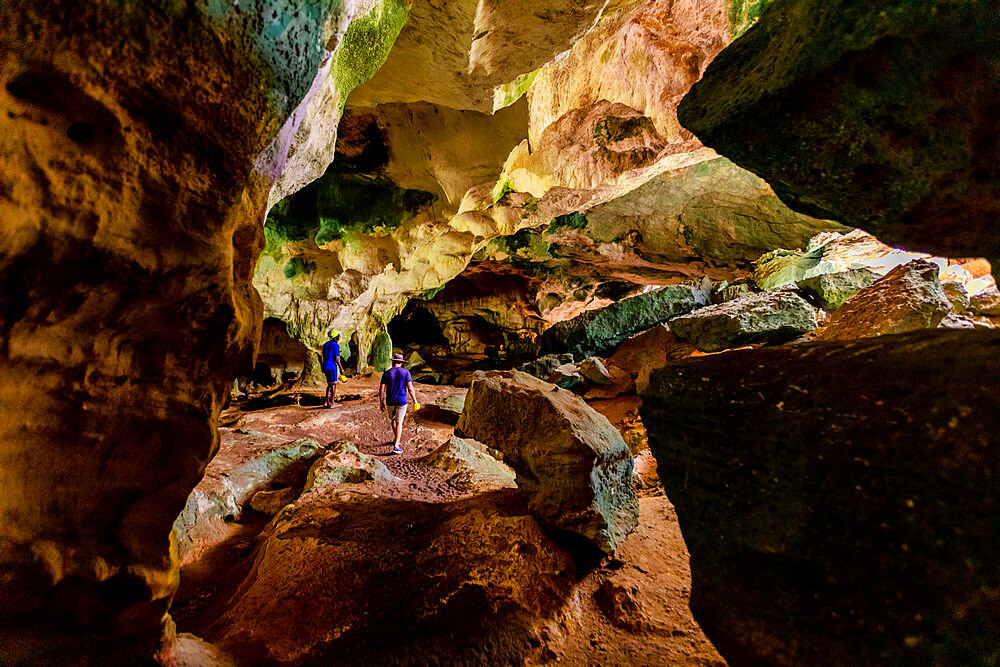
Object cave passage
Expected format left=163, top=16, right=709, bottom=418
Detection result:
left=2, top=0, right=997, bottom=665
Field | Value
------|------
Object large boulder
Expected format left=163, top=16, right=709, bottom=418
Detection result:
left=538, top=281, right=711, bottom=360
left=517, top=353, right=575, bottom=381
left=607, top=324, right=698, bottom=392
left=213, top=490, right=575, bottom=664
left=796, top=268, right=881, bottom=311
left=668, top=291, right=818, bottom=352
left=970, top=286, right=1000, bottom=316
left=419, top=436, right=516, bottom=490
left=677, top=1, right=1000, bottom=261
left=455, top=371, right=638, bottom=554
left=303, top=440, right=393, bottom=491
left=816, top=259, right=952, bottom=341
left=641, top=329, right=1000, bottom=665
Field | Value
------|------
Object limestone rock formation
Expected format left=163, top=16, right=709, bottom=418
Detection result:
left=971, top=287, right=1000, bottom=317
left=607, top=324, right=698, bottom=392
left=256, top=0, right=841, bottom=370
left=583, top=365, right=636, bottom=401
left=350, top=0, right=607, bottom=112
left=578, top=357, right=614, bottom=385
left=668, top=291, right=818, bottom=352
left=248, top=487, right=298, bottom=516
left=539, top=281, right=711, bottom=359
left=174, top=435, right=323, bottom=564
left=213, top=490, right=575, bottom=664
left=518, top=354, right=576, bottom=381
left=641, top=329, right=1000, bottom=665
left=0, top=0, right=384, bottom=658
left=303, top=440, right=393, bottom=490
left=455, top=371, right=638, bottom=554
left=796, top=268, right=881, bottom=311
left=678, top=0, right=1000, bottom=260
left=816, top=260, right=952, bottom=341
left=419, top=437, right=517, bottom=490
left=548, top=363, right=584, bottom=391
left=941, top=281, right=971, bottom=315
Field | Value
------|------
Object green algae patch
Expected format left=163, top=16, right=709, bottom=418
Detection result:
left=283, top=256, right=316, bottom=279
left=331, top=0, right=411, bottom=112
left=729, top=0, right=773, bottom=37
left=492, top=68, right=540, bottom=112
left=263, top=164, right=436, bottom=256
left=549, top=212, right=588, bottom=233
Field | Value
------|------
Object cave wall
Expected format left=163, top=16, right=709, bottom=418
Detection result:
left=678, top=0, right=1000, bottom=261
left=0, top=1, right=369, bottom=661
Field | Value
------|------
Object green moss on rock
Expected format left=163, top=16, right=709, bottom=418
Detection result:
left=331, top=0, right=411, bottom=112
left=492, top=68, right=540, bottom=111
left=371, top=330, right=393, bottom=372
left=729, top=0, right=773, bottom=37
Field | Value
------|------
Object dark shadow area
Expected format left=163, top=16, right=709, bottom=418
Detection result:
left=388, top=303, right=448, bottom=347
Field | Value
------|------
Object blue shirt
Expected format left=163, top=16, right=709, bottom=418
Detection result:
left=380, top=366, right=412, bottom=406
left=321, top=341, right=340, bottom=370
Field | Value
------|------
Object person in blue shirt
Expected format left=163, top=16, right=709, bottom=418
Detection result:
left=321, top=329, right=346, bottom=408
left=379, top=353, right=419, bottom=454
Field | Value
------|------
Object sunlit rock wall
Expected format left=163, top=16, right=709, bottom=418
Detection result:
left=0, top=1, right=380, bottom=661
left=258, top=0, right=838, bottom=365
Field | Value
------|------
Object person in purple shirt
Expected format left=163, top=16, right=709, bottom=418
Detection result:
left=379, top=353, right=419, bottom=454
left=321, top=330, right=346, bottom=408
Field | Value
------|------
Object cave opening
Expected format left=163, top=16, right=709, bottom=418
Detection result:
left=388, top=302, right=449, bottom=347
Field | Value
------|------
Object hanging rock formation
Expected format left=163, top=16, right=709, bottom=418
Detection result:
left=641, top=329, right=1000, bottom=665
left=678, top=0, right=1000, bottom=261
left=456, top=371, right=638, bottom=554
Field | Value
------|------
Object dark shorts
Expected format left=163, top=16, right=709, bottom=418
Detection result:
left=323, top=367, right=338, bottom=384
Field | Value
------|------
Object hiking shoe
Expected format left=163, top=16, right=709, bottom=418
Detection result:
left=391, top=445, right=403, bottom=455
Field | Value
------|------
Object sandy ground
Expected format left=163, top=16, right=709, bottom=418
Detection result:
left=174, top=378, right=725, bottom=666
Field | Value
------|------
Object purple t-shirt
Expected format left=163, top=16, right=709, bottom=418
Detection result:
left=380, top=366, right=412, bottom=406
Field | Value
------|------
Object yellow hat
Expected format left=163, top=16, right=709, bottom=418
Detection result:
left=329, top=328, right=340, bottom=338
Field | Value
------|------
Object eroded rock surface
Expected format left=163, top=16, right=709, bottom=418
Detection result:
left=796, top=268, right=880, bottom=311
left=539, top=281, right=711, bottom=359
left=678, top=0, right=1000, bottom=260
left=642, top=329, right=1000, bottom=665
left=419, top=436, right=516, bottom=490
left=213, top=489, right=575, bottom=665
left=668, top=291, right=818, bottom=352
left=303, top=439, right=394, bottom=490
left=174, top=434, right=323, bottom=565
left=455, top=371, right=638, bottom=554
left=816, top=259, right=952, bottom=341
left=0, top=0, right=363, bottom=659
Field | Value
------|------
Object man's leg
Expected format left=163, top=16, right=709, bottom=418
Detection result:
left=329, top=380, right=338, bottom=405
left=393, top=404, right=407, bottom=448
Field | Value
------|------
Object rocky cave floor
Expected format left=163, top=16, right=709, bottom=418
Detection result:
left=170, top=377, right=721, bottom=666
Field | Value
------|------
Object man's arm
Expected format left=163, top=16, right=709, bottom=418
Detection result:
left=407, top=380, right=418, bottom=406
left=378, top=382, right=386, bottom=412
left=336, top=354, right=345, bottom=376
